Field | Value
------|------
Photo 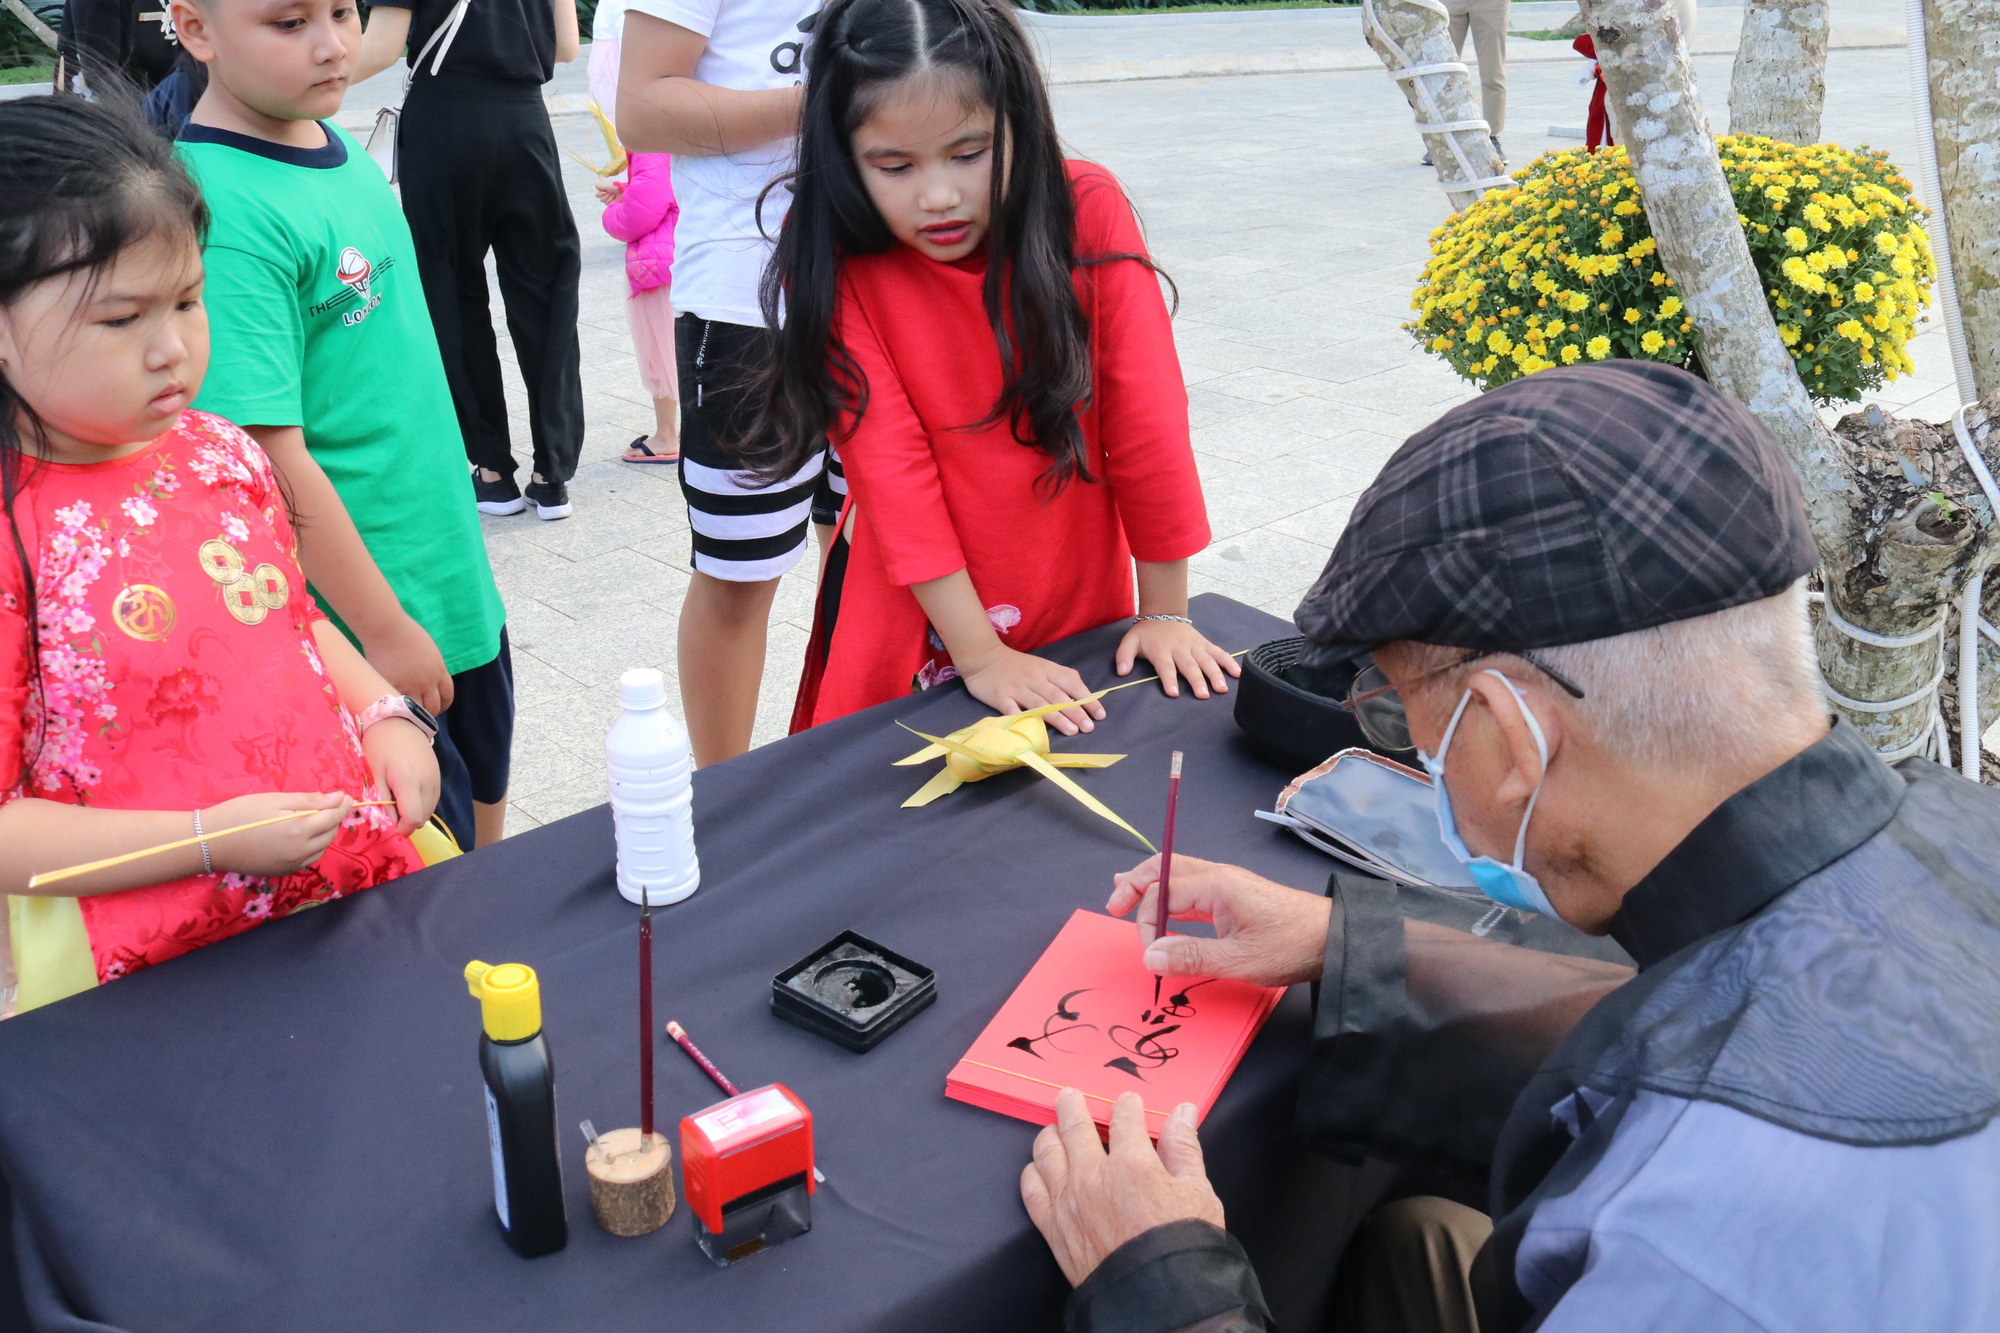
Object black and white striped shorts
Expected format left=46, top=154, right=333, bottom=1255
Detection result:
left=675, top=313, right=847, bottom=582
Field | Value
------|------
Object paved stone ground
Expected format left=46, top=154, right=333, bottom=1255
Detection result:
left=412, top=33, right=1945, bottom=835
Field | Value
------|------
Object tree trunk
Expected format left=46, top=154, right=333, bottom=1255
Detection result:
left=1578, top=0, right=1995, bottom=757
left=1923, top=0, right=2000, bottom=401
left=1362, top=0, right=1510, bottom=214
left=1728, top=0, right=1829, bottom=144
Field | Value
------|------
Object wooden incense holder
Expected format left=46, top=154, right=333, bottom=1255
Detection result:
left=585, top=1128, right=676, bottom=1237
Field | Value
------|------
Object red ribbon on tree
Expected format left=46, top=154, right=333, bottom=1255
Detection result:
left=1574, top=34, right=1615, bottom=151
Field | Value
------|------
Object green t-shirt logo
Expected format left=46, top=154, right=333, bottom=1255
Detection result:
left=332, top=245, right=381, bottom=326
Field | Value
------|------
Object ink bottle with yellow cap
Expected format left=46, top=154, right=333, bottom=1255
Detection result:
left=465, top=961, right=568, bottom=1257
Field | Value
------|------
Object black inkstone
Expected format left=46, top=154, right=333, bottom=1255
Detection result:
left=771, top=932, right=937, bottom=1052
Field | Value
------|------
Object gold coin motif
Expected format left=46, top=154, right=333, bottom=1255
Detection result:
left=110, top=584, right=176, bottom=642
left=197, top=539, right=244, bottom=583
left=250, top=563, right=290, bottom=610
left=220, top=578, right=269, bottom=626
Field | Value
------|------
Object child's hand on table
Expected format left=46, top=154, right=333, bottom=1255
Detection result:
left=197, top=792, right=353, bottom=876
left=361, top=717, right=442, bottom=835
left=959, top=646, right=1108, bottom=737
left=1115, top=618, right=1241, bottom=700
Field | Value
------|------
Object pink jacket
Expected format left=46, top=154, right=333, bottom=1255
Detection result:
left=601, top=152, right=677, bottom=296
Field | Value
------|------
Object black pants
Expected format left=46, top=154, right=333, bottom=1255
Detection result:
left=431, top=627, right=516, bottom=850
left=399, top=74, right=583, bottom=486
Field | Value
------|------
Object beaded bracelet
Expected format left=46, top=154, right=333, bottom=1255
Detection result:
left=1135, top=613, right=1194, bottom=626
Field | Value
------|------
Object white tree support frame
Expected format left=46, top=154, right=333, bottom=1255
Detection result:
left=1361, top=0, right=1515, bottom=212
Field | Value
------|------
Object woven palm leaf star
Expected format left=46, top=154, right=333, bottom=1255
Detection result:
left=894, top=697, right=1156, bottom=852
left=564, top=99, right=629, bottom=179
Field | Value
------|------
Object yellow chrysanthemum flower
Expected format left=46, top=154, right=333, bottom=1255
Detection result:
left=1587, top=335, right=1612, bottom=360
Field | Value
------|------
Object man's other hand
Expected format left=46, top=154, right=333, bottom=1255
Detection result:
left=1021, top=1089, right=1224, bottom=1287
left=1108, top=854, right=1332, bottom=988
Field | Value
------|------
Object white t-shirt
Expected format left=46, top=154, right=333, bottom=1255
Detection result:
left=623, top=0, right=817, bottom=327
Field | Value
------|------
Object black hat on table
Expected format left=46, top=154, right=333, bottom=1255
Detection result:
left=1292, top=360, right=1819, bottom=665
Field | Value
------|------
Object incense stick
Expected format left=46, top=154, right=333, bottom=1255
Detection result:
left=26, top=800, right=397, bottom=889
left=1154, top=752, right=1183, bottom=1001
left=639, top=898, right=655, bottom=1138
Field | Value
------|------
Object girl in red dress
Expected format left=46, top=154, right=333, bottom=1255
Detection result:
left=0, top=98, right=439, bottom=1014
left=755, top=0, right=1240, bottom=733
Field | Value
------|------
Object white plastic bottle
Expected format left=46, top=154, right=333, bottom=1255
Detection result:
left=605, top=668, right=700, bottom=905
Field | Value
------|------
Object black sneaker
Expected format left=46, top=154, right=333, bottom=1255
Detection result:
left=473, top=469, right=526, bottom=516
left=523, top=476, right=571, bottom=521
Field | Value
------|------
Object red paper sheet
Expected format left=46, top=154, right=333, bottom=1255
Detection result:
left=946, top=910, right=1285, bottom=1137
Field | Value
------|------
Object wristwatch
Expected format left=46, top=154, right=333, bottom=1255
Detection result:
left=357, top=693, right=438, bottom=741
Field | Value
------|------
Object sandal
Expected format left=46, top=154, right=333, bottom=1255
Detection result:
left=622, top=435, right=680, bottom=465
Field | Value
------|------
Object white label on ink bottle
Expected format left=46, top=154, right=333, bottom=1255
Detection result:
left=485, top=1086, right=511, bottom=1231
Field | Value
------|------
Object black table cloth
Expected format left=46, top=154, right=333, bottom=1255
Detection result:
left=1, top=595, right=1422, bottom=1332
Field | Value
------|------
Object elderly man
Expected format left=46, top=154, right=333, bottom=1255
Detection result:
left=1021, top=362, right=2000, bottom=1332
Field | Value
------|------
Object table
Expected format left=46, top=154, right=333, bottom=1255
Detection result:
left=0, top=595, right=1402, bottom=1332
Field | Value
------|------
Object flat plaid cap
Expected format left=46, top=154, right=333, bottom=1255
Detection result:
left=1294, top=360, right=1817, bottom=663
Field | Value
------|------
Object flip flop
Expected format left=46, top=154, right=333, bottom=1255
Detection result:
left=622, top=435, right=680, bottom=465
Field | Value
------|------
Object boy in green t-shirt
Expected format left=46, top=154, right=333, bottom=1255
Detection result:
left=171, top=0, right=512, bottom=849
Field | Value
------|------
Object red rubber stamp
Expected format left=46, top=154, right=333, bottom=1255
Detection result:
left=679, top=1084, right=815, bottom=1266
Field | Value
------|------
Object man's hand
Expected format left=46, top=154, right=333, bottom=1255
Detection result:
left=1109, top=854, right=1332, bottom=988
left=364, top=615, right=454, bottom=715
left=1020, top=1089, right=1224, bottom=1287
left=361, top=718, right=440, bottom=835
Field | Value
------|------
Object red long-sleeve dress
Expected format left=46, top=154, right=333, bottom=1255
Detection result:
left=791, top=162, right=1210, bottom=730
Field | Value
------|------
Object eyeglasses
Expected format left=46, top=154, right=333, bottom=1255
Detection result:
left=1338, top=650, right=1586, bottom=753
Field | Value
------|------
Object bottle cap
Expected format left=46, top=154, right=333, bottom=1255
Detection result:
left=620, top=668, right=668, bottom=711
left=465, top=960, right=542, bottom=1041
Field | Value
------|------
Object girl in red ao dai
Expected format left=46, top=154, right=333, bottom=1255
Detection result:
left=758, top=0, right=1239, bottom=733
left=0, top=98, right=438, bottom=1015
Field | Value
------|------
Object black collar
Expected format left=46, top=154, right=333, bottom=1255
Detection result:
left=176, top=120, right=347, bottom=170
left=1608, top=720, right=1905, bottom=969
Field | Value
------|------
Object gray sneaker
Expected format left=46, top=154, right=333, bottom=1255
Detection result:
left=1491, top=135, right=1507, bottom=167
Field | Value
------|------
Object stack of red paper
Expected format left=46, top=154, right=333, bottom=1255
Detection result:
left=946, top=910, right=1284, bottom=1137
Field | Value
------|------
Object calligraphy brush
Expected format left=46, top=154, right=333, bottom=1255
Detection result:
left=640, top=896, right=655, bottom=1141
left=27, top=801, right=397, bottom=889
left=1153, top=751, right=1183, bottom=1005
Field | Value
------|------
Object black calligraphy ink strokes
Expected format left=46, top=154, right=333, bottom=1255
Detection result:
left=1007, top=989, right=1098, bottom=1059
left=1103, top=1023, right=1183, bottom=1080
left=1157, top=980, right=1214, bottom=1018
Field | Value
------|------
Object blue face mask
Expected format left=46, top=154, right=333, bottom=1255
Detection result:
left=1418, top=670, right=1560, bottom=919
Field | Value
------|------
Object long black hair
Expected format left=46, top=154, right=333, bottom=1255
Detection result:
left=752, top=0, right=1161, bottom=493
left=0, top=93, right=209, bottom=772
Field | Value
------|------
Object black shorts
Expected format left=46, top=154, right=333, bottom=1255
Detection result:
left=433, top=627, right=515, bottom=847
left=675, top=313, right=844, bottom=581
